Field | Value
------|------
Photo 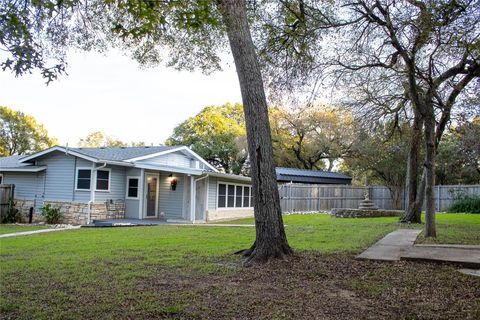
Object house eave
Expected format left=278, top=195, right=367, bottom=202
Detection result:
left=0, top=166, right=47, bottom=172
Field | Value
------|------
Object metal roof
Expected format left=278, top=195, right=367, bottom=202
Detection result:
left=276, top=167, right=351, bottom=184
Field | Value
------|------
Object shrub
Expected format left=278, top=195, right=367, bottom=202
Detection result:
left=1, top=198, right=22, bottom=223
left=449, top=196, right=480, bottom=213
left=41, top=204, right=63, bottom=224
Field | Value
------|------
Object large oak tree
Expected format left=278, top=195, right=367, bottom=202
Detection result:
left=0, top=0, right=292, bottom=264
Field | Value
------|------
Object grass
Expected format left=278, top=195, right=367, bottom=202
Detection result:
left=0, top=224, right=49, bottom=235
left=0, top=214, right=479, bottom=319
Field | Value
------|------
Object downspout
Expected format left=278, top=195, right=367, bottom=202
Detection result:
left=192, top=174, right=209, bottom=223
left=87, top=162, right=107, bottom=224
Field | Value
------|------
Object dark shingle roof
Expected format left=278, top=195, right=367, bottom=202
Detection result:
left=70, top=146, right=181, bottom=161
left=0, top=155, right=28, bottom=168
left=276, top=167, right=351, bottom=184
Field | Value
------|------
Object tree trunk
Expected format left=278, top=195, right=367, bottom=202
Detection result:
left=402, top=110, right=423, bottom=223
left=423, top=113, right=436, bottom=237
left=216, top=0, right=293, bottom=265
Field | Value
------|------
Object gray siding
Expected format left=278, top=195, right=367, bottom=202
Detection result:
left=159, top=172, right=185, bottom=219
left=2, top=172, right=39, bottom=199
left=138, top=152, right=192, bottom=168
left=37, top=152, right=76, bottom=201
left=208, top=177, right=218, bottom=211
left=124, top=168, right=142, bottom=218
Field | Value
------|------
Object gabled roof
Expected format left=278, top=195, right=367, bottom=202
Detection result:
left=14, top=145, right=219, bottom=173
left=276, top=167, right=351, bottom=184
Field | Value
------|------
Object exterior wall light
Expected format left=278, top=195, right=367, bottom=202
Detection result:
left=168, top=174, right=177, bottom=191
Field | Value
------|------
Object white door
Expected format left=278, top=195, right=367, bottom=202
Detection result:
left=144, top=173, right=159, bottom=218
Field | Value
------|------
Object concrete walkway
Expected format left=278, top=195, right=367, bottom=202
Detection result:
left=0, top=226, right=81, bottom=239
left=356, top=229, right=422, bottom=261
left=357, top=229, right=480, bottom=269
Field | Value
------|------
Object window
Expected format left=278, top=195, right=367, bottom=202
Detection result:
left=243, top=186, right=250, bottom=207
left=218, top=184, right=226, bottom=208
left=96, top=170, right=110, bottom=191
left=76, top=168, right=110, bottom=191
left=227, top=185, right=235, bottom=207
left=76, top=169, right=91, bottom=190
left=0, top=174, right=3, bottom=184
left=126, top=177, right=139, bottom=199
left=217, top=183, right=253, bottom=209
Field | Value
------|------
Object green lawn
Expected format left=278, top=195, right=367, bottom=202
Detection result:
left=1, top=214, right=479, bottom=319
left=0, top=224, right=49, bottom=235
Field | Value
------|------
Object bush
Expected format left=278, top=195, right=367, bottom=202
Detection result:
left=1, top=198, right=22, bottom=223
left=41, top=204, right=63, bottom=224
left=449, top=196, right=480, bottom=213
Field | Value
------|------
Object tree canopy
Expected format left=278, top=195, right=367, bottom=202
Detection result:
left=77, top=131, right=145, bottom=148
left=166, top=103, right=248, bottom=175
left=0, top=106, right=57, bottom=156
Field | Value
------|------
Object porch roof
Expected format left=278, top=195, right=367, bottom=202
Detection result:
left=134, top=163, right=204, bottom=176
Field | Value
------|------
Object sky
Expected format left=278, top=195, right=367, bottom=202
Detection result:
left=0, top=50, right=242, bottom=146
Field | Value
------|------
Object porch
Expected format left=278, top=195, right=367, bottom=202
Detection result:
left=123, top=166, right=208, bottom=223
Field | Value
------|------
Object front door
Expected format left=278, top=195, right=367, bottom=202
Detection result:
left=144, top=173, right=159, bottom=218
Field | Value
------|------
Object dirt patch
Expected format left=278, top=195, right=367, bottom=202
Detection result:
left=132, top=253, right=480, bottom=319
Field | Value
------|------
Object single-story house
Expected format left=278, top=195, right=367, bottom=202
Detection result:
left=276, top=167, right=352, bottom=185
left=0, top=146, right=254, bottom=224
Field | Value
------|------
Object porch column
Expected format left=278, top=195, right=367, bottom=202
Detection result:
left=190, top=176, right=195, bottom=222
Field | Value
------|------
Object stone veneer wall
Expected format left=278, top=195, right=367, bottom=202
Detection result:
left=14, top=199, right=124, bottom=225
left=330, top=208, right=404, bottom=218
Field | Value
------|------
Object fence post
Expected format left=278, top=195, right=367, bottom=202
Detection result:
left=436, top=185, right=440, bottom=211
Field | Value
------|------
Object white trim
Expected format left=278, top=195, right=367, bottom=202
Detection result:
left=134, top=163, right=203, bottom=176
left=0, top=166, right=47, bottom=172
left=144, top=172, right=160, bottom=218
left=126, top=146, right=219, bottom=173
left=125, top=176, right=140, bottom=199
left=138, top=169, right=145, bottom=219
left=20, top=146, right=98, bottom=163
left=216, top=181, right=253, bottom=210
left=185, top=147, right=219, bottom=172
left=75, top=167, right=111, bottom=192
left=125, top=146, right=186, bottom=162
left=190, top=176, right=195, bottom=222
left=75, top=167, right=93, bottom=191
left=95, top=168, right=111, bottom=192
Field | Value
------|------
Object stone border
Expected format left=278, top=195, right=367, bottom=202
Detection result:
left=331, top=208, right=404, bottom=218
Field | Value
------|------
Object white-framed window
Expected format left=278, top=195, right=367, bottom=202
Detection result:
left=76, top=168, right=91, bottom=190
left=126, top=176, right=140, bottom=199
left=217, top=182, right=253, bottom=209
left=76, top=168, right=111, bottom=191
left=96, top=169, right=110, bottom=191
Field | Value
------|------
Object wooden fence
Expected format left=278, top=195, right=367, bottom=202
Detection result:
left=278, top=184, right=480, bottom=213
left=0, top=184, right=15, bottom=219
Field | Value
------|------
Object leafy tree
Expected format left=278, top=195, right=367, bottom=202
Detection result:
left=0, top=106, right=57, bottom=156
left=258, top=0, right=480, bottom=237
left=78, top=131, right=145, bottom=148
left=436, top=117, right=480, bottom=184
left=0, top=0, right=292, bottom=264
left=341, top=122, right=411, bottom=209
left=166, top=103, right=248, bottom=175
left=270, top=105, right=354, bottom=171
